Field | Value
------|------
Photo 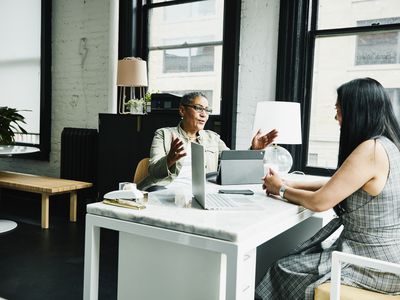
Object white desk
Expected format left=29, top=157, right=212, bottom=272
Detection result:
left=0, top=145, right=39, bottom=233
left=83, top=176, right=326, bottom=300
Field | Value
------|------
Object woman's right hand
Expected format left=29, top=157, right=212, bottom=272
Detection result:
left=166, top=134, right=187, bottom=168
left=262, top=168, right=283, bottom=196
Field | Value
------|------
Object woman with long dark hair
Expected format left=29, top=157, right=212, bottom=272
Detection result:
left=256, top=78, right=400, bottom=299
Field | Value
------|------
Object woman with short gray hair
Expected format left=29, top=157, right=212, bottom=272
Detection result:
left=137, top=92, right=277, bottom=191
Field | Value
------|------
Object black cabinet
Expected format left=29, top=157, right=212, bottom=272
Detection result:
left=97, top=112, right=221, bottom=198
left=97, top=113, right=181, bottom=198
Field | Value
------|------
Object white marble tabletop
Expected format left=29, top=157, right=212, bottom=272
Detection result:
left=0, top=145, right=39, bottom=156
left=87, top=181, right=312, bottom=242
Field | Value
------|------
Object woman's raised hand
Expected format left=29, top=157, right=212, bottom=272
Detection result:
left=167, top=134, right=187, bottom=168
left=251, top=129, right=278, bottom=150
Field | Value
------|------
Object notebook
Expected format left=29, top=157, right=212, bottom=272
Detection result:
left=191, top=142, right=262, bottom=210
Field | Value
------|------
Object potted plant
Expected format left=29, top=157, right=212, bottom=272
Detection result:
left=125, top=91, right=153, bottom=114
left=0, top=107, right=27, bottom=145
left=125, top=98, right=146, bottom=114
left=144, top=91, right=152, bottom=113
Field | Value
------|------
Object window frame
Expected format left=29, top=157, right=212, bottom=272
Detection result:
left=119, top=0, right=241, bottom=148
left=277, top=0, right=400, bottom=176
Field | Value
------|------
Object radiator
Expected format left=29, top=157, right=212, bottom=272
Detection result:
left=60, top=127, right=98, bottom=195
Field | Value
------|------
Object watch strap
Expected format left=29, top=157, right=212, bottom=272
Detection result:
left=279, top=185, right=287, bottom=199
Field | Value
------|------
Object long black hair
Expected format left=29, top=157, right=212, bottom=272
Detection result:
left=337, top=77, right=400, bottom=167
left=334, top=78, right=400, bottom=216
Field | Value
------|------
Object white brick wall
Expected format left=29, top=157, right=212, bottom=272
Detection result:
left=0, top=0, right=117, bottom=176
left=0, top=0, right=279, bottom=175
left=236, top=0, right=279, bottom=149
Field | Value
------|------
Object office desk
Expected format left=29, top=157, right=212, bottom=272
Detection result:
left=84, top=177, right=327, bottom=300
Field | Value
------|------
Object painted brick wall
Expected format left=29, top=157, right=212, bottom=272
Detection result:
left=0, top=0, right=116, bottom=177
left=236, top=0, right=280, bottom=149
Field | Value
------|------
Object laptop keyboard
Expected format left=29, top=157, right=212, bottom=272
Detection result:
left=206, top=193, right=239, bottom=208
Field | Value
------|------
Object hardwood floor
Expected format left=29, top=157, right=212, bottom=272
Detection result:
left=0, top=210, right=118, bottom=300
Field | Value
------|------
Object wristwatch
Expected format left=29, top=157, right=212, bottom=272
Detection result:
left=279, top=185, right=287, bottom=199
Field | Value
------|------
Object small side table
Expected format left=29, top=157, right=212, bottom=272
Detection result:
left=0, top=219, right=17, bottom=233
left=0, top=145, right=40, bottom=233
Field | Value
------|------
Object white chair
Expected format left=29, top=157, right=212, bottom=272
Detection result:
left=314, top=251, right=400, bottom=300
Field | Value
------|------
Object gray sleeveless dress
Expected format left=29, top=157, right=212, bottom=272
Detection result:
left=256, top=136, right=400, bottom=300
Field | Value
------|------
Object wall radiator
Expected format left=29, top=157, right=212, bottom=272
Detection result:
left=60, top=127, right=98, bottom=200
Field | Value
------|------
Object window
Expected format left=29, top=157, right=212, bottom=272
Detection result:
left=121, top=0, right=241, bottom=147
left=163, top=0, right=215, bottom=21
left=0, top=0, right=51, bottom=159
left=276, top=0, right=400, bottom=175
left=163, top=37, right=215, bottom=73
left=146, top=0, right=224, bottom=114
left=308, top=2, right=400, bottom=170
left=387, top=88, right=400, bottom=121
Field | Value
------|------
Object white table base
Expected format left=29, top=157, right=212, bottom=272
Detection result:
left=0, top=219, right=17, bottom=233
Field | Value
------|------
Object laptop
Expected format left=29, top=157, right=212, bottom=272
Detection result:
left=191, top=142, right=262, bottom=210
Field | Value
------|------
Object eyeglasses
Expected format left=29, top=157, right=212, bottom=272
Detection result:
left=183, top=104, right=212, bottom=114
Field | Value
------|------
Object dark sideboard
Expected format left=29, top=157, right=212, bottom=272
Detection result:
left=97, top=113, right=180, bottom=198
left=97, top=112, right=221, bottom=198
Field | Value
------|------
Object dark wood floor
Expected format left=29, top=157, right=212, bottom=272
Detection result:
left=0, top=195, right=118, bottom=300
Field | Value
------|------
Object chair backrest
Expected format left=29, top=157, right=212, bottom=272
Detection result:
left=133, top=158, right=150, bottom=184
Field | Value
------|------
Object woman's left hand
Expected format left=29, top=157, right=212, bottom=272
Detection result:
left=263, top=168, right=283, bottom=196
left=251, top=129, right=278, bottom=150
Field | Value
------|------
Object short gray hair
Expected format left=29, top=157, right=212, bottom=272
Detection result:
left=180, top=92, right=207, bottom=106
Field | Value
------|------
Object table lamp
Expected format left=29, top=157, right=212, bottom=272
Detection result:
left=117, top=57, right=148, bottom=114
left=253, top=101, right=302, bottom=173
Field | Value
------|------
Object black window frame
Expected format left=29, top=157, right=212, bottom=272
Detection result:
left=119, top=0, right=241, bottom=148
left=277, top=0, right=400, bottom=176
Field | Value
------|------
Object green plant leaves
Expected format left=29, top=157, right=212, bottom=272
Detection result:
left=0, top=107, right=27, bottom=145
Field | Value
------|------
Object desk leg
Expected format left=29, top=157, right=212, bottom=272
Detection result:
left=41, top=193, right=50, bottom=229
left=83, top=216, right=100, bottom=300
left=70, top=191, right=77, bottom=222
left=225, top=248, right=256, bottom=300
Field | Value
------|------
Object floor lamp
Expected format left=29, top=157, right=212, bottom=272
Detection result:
left=253, top=101, right=302, bottom=173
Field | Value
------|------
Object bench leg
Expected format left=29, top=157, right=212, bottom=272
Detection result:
left=41, top=193, right=50, bottom=229
left=70, top=191, right=77, bottom=222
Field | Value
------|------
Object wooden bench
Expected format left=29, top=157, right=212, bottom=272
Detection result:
left=0, top=171, right=93, bottom=229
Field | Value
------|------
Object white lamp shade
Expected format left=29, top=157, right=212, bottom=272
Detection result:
left=253, top=101, right=302, bottom=145
left=117, top=57, right=148, bottom=87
